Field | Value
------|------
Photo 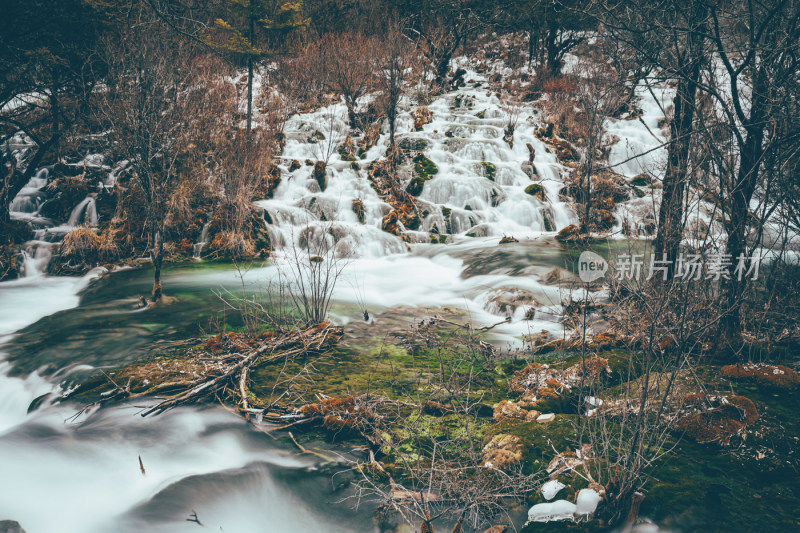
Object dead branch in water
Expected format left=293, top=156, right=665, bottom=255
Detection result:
left=70, top=322, right=343, bottom=419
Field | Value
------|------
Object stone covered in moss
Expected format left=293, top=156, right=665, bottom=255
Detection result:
left=525, top=183, right=546, bottom=201
left=481, top=162, right=497, bottom=181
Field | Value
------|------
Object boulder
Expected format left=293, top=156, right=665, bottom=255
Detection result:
left=555, top=224, right=581, bottom=242
left=0, top=521, right=26, bottom=533
left=536, top=413, right=556, bottom=424
left=313, top=161, right=327, bottom=192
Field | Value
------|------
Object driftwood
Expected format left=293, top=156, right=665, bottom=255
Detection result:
left=73, top=323, right=343, bottom=419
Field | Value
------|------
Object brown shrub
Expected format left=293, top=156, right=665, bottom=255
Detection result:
left=60, top=226, right=102, bottom=264
left=209, top=231, right=256, bottom=258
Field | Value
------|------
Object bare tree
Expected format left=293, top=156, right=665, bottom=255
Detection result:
left=376, top=21, right=418, bottom=150
left=97, top=18, right=200, bottom=301
left=311, top=31, right=379, bottom=129
left=699, top=0, right=800, bottom=350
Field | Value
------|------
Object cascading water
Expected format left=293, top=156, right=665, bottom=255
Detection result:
left=67, top=196, right=98, bottom=227
left=260, top=67, right=582, bottom=261
left=192, top=218, right=213, bottom=259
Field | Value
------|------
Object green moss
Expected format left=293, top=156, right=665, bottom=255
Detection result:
left=306, top=130, right=325, bottom=143
left=406, top=176, right=427, bottom=196
left=525, top=183, right=546, bottom=201
left=406, top=154, right=439, bottom=196
left=481, top=161, right=497, bottom=181
left=441, top=206, right=451, bottom=218
left=476, top=110, right=486, bottom=119
left=338, top=146, right=356, bottom=161
left=413, top=154, right=439, bottom=180
left=483, top=415, right=579, bottom=474
left=629, top=174, right=651, bottom=187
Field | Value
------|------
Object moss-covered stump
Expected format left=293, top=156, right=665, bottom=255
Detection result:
left=351, top=198, right=366, bottom=223
left=555, top=224, right=581, bottom=242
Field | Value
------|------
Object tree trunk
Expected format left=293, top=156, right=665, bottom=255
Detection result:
left=527, top=29, right=535, bottom=67
left=652, top=7, right=705, bottom=279
left=246, top=16, right=255, bottom=134
left=545, top=26, right=561, bottom=77
left=718, top=115, right=765, bottom=355
left=345, top=97, right=358, bottom=130
left=246, top=55, right=254, bottom=134
left=388, top=107, right=396, bottom=148
left=151, top=229, right=163, bottom=302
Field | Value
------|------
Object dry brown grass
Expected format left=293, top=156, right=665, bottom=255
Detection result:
left=61, top=226, right=102, bottom=263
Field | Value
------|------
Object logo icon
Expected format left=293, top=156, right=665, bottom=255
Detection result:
left=578, top=251, right=608, bottom=283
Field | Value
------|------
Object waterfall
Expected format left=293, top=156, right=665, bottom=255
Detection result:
left=67, top=197, right=98, bottom=227
left=260, top=70, right=583, bottom=261
left=9, top=167, right=49, bottom=220
left=192, top=218, right=213, bottom=259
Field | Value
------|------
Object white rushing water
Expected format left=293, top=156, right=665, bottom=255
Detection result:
left=0, top=271, right=374, bottom=532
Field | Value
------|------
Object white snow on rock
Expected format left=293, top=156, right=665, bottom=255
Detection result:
left=575, top=488, right=602, bottom=517
left=527, top=500, right=577, bottom=522
left=541, top=479, right=566, bottom=501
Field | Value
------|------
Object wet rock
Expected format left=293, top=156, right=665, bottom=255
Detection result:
left=593, top=209, right=616, bottom=231
left=525, top=183, right=546, bottom=201
left=525, top=409, right=542, bottom=422
left=552, top=138, right=578, bottom=162
left=313, top=161, right=327, bottom=192
left=288, top=159, right=301, bottom=172
left=398, top=137, right=428, bottom=152
left=0, top=520, right=26, bottom=533
left=486, top=287, right=537, bottom=316
left=338, top=135, right=357, bottom=161
left=536, top=122, right=554, bottom=139
left=499, top=236, right=518, bottom=244
left=413, top=106, right=433, bottom=131
left=629, top=173, right=652, bottom=187
left=351, top=198, right=366, bottom=224
left=555, top=224, right=581, bottom=242
left=40, top=175, right=90, bottom=221
left=481, top=161, right=497, bottom=181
